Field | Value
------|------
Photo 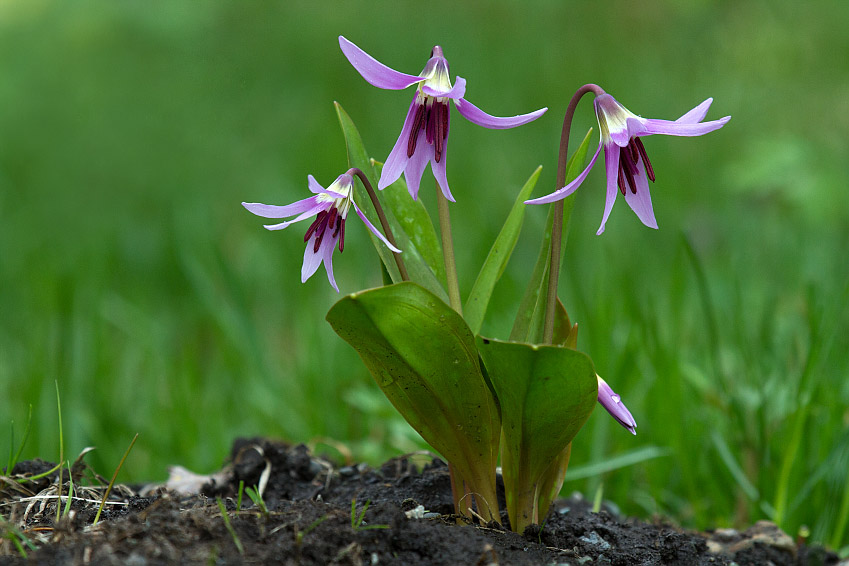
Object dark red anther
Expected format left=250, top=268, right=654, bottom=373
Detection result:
left=407, top=104, right=425, bottom=158
left=634, top=137, right=655, bottom=182
left=434, top=102, right=444, bottom=163
left=327, top=207, right=338, bottom=233
left=312, top=210, right=332, bottom=252
left=425, top=101, right=435, bottom=145
left=617, top=165, right=627, bottom=196
left=304, top=210, right=327, bottom=242
left=337, top=218, right=346, bottom=252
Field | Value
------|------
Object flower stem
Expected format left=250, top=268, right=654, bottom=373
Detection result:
left=543, top=84, right=604, bottom=344
left=436, top=183, right=463, bottom=315
left=350, top=168, right=409, bottom=282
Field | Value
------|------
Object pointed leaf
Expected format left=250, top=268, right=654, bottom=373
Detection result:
left=335, top=102, right=448, bottom=301
left=476, top=337, right=597, bottom=531
left=327, top=282, right=500, bottom=520
left=465, top=166, right=542, bottom=335
left=510, top=128, right=593, bottom=343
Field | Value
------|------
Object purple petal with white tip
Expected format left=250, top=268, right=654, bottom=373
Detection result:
left=455, top=98, right=547, bottom=130
left=597, top=376, right=637, bottom=435
left=339, top=36, right=422, bottom=90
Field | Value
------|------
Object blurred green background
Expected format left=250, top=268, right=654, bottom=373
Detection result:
left=2, top=0, right=848, bottom=549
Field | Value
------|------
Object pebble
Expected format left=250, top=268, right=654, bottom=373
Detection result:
left=579, top=530, right=612, bottom=551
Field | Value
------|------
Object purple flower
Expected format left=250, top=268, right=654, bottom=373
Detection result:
left=596, top=375, right=637, bottom=435
left=242, top=172, right=400, bottom=292
left=339, top=36, right=547, bottom=202
left=526, top=93, right=730, bottom=234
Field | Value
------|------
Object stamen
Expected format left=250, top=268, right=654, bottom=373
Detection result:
left=634, top=137, right=655, bottom=182
left=425, top=100, right=435, bottom=145
left=617, top=164, right=627, bottom=196
left=619, top=150, right=638, bottom=194
left=312, top=211, right=331, bottom=252
left=434, top=102, right=444, bottom=163
left=338, top=218, right=346, bottom=252
left=304, top=210, right=327, bottom=242
left=407, top=104, right=425, bottom=158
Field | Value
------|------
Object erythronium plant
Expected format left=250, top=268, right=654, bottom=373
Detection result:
left=339, top=36, right=547, bottom=202
left=242, top=40, right=729, bottom=532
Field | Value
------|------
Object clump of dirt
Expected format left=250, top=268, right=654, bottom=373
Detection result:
left=0, top=438, right=841, bottom=565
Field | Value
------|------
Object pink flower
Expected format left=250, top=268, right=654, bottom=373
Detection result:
left=596, top=375, right=637, bottom=435
left=527, top=93, right=730, bottom=234
left=243, top=172, right=400, bottom=292
left=340, top=36, right=547, bottom=202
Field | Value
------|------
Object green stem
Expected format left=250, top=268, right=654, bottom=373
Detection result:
left=543, top=84, right=604, bottom=344
left=436, top=183, right=462, bottom=315
left=349, top=168, right=409, bottom=282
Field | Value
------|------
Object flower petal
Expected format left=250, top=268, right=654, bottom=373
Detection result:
left=454, top=98, right=547, bottom=130
left=353, top=202, right=401, bottom=253
left=320, top=231, right=339, bottom=292
left=430, top=143, right=455, bottom=202
left=596, top=376, right=637, bottom=435
left=242, top=196, right=322, bottom=219
left=676, top=98, right=713, bottom=124
left=634, top=115, right=730, bottom=137
left=301, top=236, right=324, bottom=283
left=422, top=76, right=466, bottom=99
left=524, top=140, right=602, bottom=205
left=403, top=130, right=432, bottom=201
left=339, top=36, right=422, bottom=90
left=596, top=144, right=621, bottom=235
left=379, top=96, right=418, bottom=190
left=621, top=164, right=658, bottom=230
left=307, top=175, right=324, bottom=194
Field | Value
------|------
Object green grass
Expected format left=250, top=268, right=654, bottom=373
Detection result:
left=1, top=0, right=848, bottom=550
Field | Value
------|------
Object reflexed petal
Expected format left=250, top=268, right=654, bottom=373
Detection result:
left=307, top=175, right=324, bottom=194
left=339, top=36, right=422, bottom=90
left=353, top=202, right=401, bottom=253
left=301, top=236, right=324, bottom=283
left=430, top=148, right=455, bottom=202
left=320, top=232, right=339, bottom=292
left=403, top=130, right=432, bottom=201
left=524, top=141, right=602, bottom=205
left=455, top=98, right=547, bottom=130
left=676, top=98, right=713, bottom=124
left=422, top=76, right=466, bottom=99
left=242, top=196, right=322, bottom=219
left=379, top=96, right=419, bottom=190
left=636, top=115, right=730, bottom=137
left=621, top=165, right=658, bottom=230
left=596, top=144, right=621, bottom=235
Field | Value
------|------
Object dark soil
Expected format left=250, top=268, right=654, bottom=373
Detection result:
left=0, top=438, right=840, bottom=565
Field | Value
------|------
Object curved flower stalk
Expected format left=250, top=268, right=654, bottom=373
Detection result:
left=596, top=375, right=637, bottom=435
left=339, top=36, right=547, bottom=202
left=242, top=171, right=400, bottom=292
left=526, top=92, right=730, bottom=234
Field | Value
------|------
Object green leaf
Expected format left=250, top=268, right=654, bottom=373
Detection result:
left=327, top=282, right=500, bottom=521
left=510, top=128, right=594, bottom=343
left=476, top=337, right=596, bottom=532
left=465, top=166, right=542, bottom=335
left=334, top=102, right=447, bottom=301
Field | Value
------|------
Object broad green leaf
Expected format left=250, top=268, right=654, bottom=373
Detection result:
left=372, top=159, right=446, bottom=286
left=510, top=128, right=593, bottom=343
left=465, top=166, right=542, bottom=335
left=327, top=282, right=500, bottom=521
left=476, top=337, right=596, bottom=532
left=334, top=102, right=447, bottom=301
